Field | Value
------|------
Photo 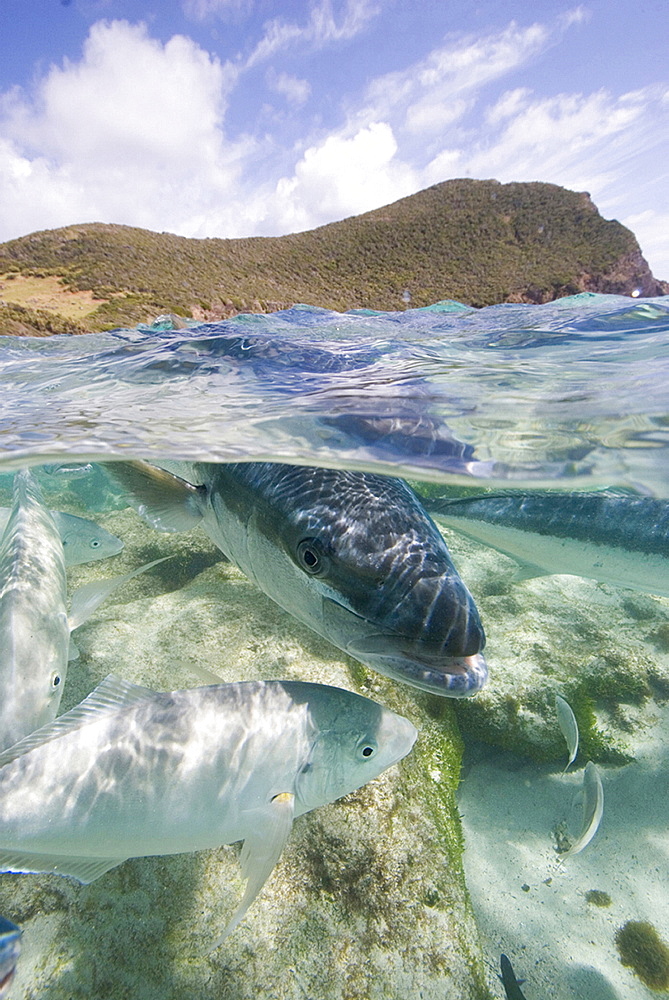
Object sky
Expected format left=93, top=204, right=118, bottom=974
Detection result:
left=0, top=0, right=667, bottom=277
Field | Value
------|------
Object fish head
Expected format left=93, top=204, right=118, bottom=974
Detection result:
left=53, top=513, right=124, bottom=566
left=0, top=607, right=69, bottom=748
left=283, top=682, right=417, bottom=815
left=269, top=472, right=487, bottom=697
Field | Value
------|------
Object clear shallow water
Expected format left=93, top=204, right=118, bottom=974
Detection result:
left=1, top=294, right=669, bottom=1000
left=1, top=293, right=669, bottom=492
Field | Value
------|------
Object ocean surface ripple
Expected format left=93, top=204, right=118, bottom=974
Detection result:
left=1, top=293, right=668, bottom=493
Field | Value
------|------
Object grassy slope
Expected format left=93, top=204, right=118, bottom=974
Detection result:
left=0, top=178, right=662, bottom=333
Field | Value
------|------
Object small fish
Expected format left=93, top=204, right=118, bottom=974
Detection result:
left=560, top=761, right=604, bottom=857
left=106, top=460, right=488, bottom=697
left=423, top=490, right=669, bottom=596
left=0, top=675, right=417, bottom=944
left=0, top=508, right=123, bottom=566
left=41, top=462, right=94, bottom=479
left=555, top=693, right=578, bottom=771
left=500, top=954, right=528, bottom=1000
left=0, top=917, right=21, bottom=998
left=0, top=469, right=166, bottom=749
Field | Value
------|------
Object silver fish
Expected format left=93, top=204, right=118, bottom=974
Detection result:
left=0, top=917, right=21, bottom=998
left=0, top=674, right=417, bottom=944
left=0, top=509, right=123, bottom=566
left=555, top=693, right=578, bottom=771
left=106, top=460, right=487, bottom=697
left=41, top=462, right=94, bottom=479
left=424, top=490, right=669, bottom=596
left=0, top=469, right=167, bottom=749
left=560, top=761, right=604, bottom=857
left=0, top=470, right=70, bottom=749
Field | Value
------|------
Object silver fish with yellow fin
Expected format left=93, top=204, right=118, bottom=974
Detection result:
left=560, top=761, right=604, bottom=857
left=0, top=675, right=417, bottom=943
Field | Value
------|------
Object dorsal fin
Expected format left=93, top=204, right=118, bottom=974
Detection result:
left=0, top=674, right=155, bottom=768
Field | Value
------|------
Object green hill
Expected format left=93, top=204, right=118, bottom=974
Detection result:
left=0, top=179, right=664, bottom=334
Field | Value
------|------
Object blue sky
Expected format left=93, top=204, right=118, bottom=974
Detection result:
left=1, top=0, right=667, bottom=277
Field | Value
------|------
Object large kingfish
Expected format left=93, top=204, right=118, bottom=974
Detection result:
left=424, top=490, right=669, bottom=597
left=0, top=508, right=123, bottom=566
left=0, top=674, right=417, bottom=943
left=0, top=470, right=167, bottom=749
left=107, top=461, right=487, bottom=696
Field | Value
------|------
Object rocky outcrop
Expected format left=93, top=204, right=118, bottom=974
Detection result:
left=581, top=247, right=668, bottom=298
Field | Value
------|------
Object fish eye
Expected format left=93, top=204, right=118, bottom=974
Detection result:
left=51, top=673, right=61, bottom=690
left=357, top=737, right=377, bottom=760
left=296, top=538, right=327, bottom=576
left=90, top=539, right=101, bottom=548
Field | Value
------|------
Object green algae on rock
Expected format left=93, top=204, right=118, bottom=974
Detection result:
left=615, top=920, right=669, bottom=990
left=585, top=890, right=612, bottom=908
left=428, top=524, right=669, bottom=766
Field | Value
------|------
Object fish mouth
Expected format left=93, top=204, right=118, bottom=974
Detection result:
left=347, top=635, right=488, bottom=697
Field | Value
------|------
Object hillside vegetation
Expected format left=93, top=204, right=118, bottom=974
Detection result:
left=0, top=179, right=664, bottom=333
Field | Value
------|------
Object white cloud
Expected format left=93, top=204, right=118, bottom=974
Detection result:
left=405, top=98, right=470, bottom=135
left=246, top=0, right=379, bottom=67
left=361, top=19, right=555, bottom=135
left=485, top=87, right=532, bottom=125
left=461, top=88, right=658, bottom=191
left=5, top=20, right=235, bottom=165
left=271, top=123, right=416, bottom=233
left=267, top=69, right=311, bottom=106
left=0, top=20, right=251, bottom=238
left=0, top=137, right=88, bottom=241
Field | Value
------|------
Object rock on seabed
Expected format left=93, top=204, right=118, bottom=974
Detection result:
left=442, top=528, right=669, bottom=765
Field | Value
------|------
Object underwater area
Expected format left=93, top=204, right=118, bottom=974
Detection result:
left=0, top=293, right=668, bottom=999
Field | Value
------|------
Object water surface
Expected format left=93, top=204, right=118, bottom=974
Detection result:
left=1, top=293, right=668, bottom=493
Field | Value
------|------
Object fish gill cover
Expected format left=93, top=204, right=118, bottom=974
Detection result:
left=0, top=295, right=668, bottom=494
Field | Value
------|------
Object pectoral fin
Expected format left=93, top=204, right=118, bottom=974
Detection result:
left=208, top=791, right=295, bottom=950
left=68, top=556, right=171, bottom=632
